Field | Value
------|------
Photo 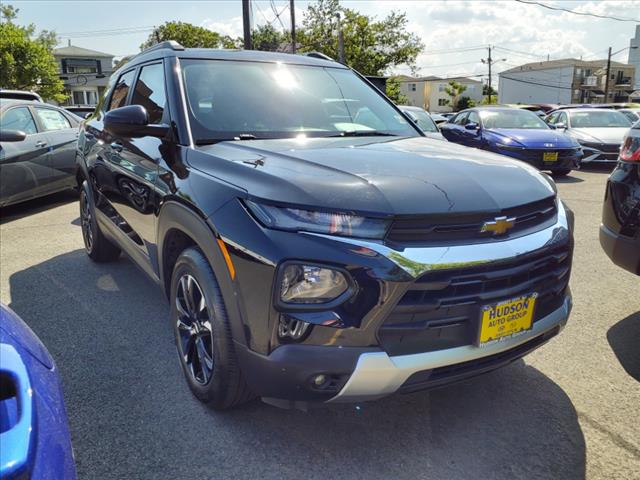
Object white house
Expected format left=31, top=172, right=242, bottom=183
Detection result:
left=397, top=76, right=484, bottom=112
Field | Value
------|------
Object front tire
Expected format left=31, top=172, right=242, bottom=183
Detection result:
left=170, top=247, right=252, bottom=410
left=80, top=181, right=120, bottom=262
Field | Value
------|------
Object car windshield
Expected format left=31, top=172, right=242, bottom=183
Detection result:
left=569, top=110, right=631, bottom=128
left=181, top=59, right=418, bottom=143
left=403, top=108, right=438, bottom=133
left=479, top=109, right=549, bottom=129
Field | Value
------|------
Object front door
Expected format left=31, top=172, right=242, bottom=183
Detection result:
left=0, top=106, right=54, bottom=206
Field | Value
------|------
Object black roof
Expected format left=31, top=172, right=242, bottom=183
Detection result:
left=117, top=42, right=345, bottom=77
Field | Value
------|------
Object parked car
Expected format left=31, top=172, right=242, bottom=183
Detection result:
left=440, top=107, right=581, bottom=176
left=600, top=120, right=640, bottom=275
left=399, top=106, right=445, bottom=140
left=77, top=42, right=574, bottom=410
left=0, top=99, right=79, bottom=207
left=430, top=112, right=448, bottom=125
left=64, top=105, right=96, bottom=119
left=440, top=112, right=456, bottom=120
left=618, top=108, right=640, bottom=123
left=0, top=89, right=43, bottom=102
left=545, top=108, right=632, bottom=164
left=0, top=304, right=76, bottom=478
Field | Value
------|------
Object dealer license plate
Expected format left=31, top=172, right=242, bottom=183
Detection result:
left=543, top=151, right=558, bottom=162
left=478, top=294, right=537, bottom=346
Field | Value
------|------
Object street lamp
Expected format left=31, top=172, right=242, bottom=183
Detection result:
left=604, top=45, right=638, bottom=103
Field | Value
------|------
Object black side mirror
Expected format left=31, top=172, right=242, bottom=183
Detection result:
left=0, top=130, right=27, bottom=142
left=465, top=122, right=480, bottom=131
left=104, top=105, right=169, bottom=138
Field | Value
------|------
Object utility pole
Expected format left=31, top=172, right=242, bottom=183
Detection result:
left=488, top=46, right=492, bottom=104
left=604, top=46, right=612, bottom=103
left=290, top=0, right=296, bottom=53
left=336, top=13, right=346, bottom=64
left=242, top=0, right=252, bottom=50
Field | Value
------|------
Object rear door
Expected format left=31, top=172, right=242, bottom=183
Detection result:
left=441, top=112, right=468, bottom=143
left=459, top=110, right=482, bottom=148
left=0, top=106, right=53, bottom=206
left=32, top=106, right=78, bottom=191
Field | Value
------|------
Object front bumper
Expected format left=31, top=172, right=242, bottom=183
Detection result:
left=580, top=144, right=620, bottom=163
left=330, top=295, right=571, bottom=402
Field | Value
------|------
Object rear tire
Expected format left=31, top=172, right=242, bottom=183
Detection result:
left=170, top=247, right=253, bottom=410
left=80, top=181, right=121, bottom=262
left=551, top=168, right=572, bottom=177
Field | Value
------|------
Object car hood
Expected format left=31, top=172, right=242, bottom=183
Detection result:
left=484, top=128, right=577, bottom=148
left=189, top=136, right=555, bottom=216
left=569, top=127, right=628, bottom=145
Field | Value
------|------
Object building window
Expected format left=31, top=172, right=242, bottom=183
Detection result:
left=72, top=90, right=98, bottom=105
left=410, top=83, right=416, bottom=91
left=438, top=98, right=448, bottom=106
left=438, top=84, right=445, bottom=92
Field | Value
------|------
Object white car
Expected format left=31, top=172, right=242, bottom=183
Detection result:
left=399, top=106, right=446, bottom=140
left=545, top=108, right=632, bottom=163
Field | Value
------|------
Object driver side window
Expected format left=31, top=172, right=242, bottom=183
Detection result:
left=108, top=70, right=136, bottom=111
left=467, top=111, right=480, bottom=125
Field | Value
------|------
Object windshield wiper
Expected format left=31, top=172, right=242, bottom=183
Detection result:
left=195, top=134, right=264, bottom=145
left=328, top=131, right=398, bottom=138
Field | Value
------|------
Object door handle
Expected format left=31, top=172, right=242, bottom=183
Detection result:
left=35, top=141, right=47, bottom=148
left=110, top=141, right=123, bottom=152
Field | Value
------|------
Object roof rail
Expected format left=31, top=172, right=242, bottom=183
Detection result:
left=141, top=40, right=185, bottom=55
left=305, top=51, right=335, bottom=62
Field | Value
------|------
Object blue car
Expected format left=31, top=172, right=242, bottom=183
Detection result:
left=0, top=304, right=76, bottom=479
left=440, top=107, right=582, bottom=176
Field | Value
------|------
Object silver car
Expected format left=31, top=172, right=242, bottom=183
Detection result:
left=545, top=108, right=632, bottom=163
left=0, top=99, right=79, bottom=207
left=399, top=106, right=445, bottom=140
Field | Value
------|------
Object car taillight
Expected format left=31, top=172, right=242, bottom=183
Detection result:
left=620, top=136, right=640, bottom=162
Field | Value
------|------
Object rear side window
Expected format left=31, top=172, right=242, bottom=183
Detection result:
left=131, top=63, right=167, bottom=124
left=2, top=107, right=37, bottom=134
left=35, top=108, right=71, bottom=131
left=109, top=70, right=135, bottom=110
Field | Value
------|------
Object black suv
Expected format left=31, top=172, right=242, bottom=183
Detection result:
left=76, top=41, right=574, bottom=409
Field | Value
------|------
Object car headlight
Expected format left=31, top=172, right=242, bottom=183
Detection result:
left=495, top=143, right=525, bottom=151
left=279, top=263, right=350, bottom=304
left=244, top=200, right=390, bottom=239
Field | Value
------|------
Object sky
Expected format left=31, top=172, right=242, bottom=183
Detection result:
left=9, top=0, right=640, bottom=82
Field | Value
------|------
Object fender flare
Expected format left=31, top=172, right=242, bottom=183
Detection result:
left=156, top=201, right=248, bottom=347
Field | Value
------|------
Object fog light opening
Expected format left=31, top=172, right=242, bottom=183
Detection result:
left=278, top=316, right=311, bottom=341
left=308, top=373, right=344, bottom=392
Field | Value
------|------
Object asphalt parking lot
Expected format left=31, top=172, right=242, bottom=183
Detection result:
left=0, top=168, right=638, bottom=480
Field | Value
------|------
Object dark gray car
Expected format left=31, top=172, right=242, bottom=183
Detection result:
left=0, top=99, right=79, bottom=207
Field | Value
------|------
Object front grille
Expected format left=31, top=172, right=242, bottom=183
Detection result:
left=386, top=196, right=557, bottom=246
left=519, top=148, right=579, bottom=162
left=378, top=243, right=571, bottom=356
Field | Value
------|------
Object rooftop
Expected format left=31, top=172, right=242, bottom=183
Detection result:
left=500, top=58, right=630, bottom=75
left=53, top=45, right=115, bottom=58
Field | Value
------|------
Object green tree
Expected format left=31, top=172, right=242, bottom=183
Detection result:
left=140, top=21, right=237, bottom=50
left=481, top=84, right=498, bottom=104
left=385, top=76, right=407, bottom=104
left=0, top=5, right=66, bottom=102
left=251, top=24, right=289, bottom=52
left=297, top=0, right=423, bottom=76
left=443, top=81, right=468, bottom=111
left=457, top=96, right=475, bottom=110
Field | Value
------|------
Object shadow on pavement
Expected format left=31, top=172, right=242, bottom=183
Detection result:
left=7, top=250, right=586, bottom=480
left=607, top=311, right=640, bottom=382
left=0, top=190, right=77, bottom=225
left=554, top=175, right=584, bottom=184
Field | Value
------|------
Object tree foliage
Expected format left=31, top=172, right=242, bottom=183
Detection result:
left=456, top=96, right=476, bottom=110
left=0, top=5, right=66, bottom=102
left=385, top=76, right=407, bottom=105
left=141, top=21, right=237, bottom=50
left=297, top=0, right=423, bottom=76
left=251, top=24, right=289, bottom=52
left=443, top=81, right=470, bottom=111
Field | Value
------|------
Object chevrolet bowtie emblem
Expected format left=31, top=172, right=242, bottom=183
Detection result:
left=481, top=216, right=516, bottom=235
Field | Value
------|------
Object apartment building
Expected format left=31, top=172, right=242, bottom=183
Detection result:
left=397, top=75, right=484, bottom=112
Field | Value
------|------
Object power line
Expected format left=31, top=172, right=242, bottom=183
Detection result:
left=493, top=45, right=546, bottom=60
left=422, top=45, right=488, bottom=55
left=514, top=0, right=640, bottom=22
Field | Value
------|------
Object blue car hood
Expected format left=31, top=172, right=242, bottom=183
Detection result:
left=485, top=128, right=577, bottom=148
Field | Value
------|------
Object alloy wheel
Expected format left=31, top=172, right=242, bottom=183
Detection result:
left=80, top=191, right=94, bottom=251
left=175, top=274, right=214, bottom=385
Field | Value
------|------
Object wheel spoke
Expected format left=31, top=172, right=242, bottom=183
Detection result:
left=175, top=294, right=190, bottom=320
left=195, top=337, right=213, bottom=382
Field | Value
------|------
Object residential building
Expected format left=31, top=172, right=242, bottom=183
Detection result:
left=397, top=75, right=484, bottom=112
left=498, top=58, right=636, bottom=105
left=629, top=25, right=640, bottom=91
left=52, top=44, right=115, bottom=108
